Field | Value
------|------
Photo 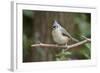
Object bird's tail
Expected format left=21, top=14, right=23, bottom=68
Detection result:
left=70, top=37, right=79, bottom=42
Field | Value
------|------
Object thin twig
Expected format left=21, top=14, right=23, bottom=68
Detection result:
left=81, top=35, right=91, bottom=41
left=65, top=38, right=91, bottom=51
left=31, top=38, right=91, bottom=51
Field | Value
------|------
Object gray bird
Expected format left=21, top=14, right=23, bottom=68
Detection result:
left=52, top=20, right=78, bottom=45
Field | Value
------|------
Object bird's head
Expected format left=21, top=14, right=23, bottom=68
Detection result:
left=52, top=20, right=61, bottom=29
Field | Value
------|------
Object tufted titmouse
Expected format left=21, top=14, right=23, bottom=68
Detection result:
left=52, top=20, right=79, bottom=45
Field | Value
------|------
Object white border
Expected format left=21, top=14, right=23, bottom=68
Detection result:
left=11, top=1, right=97, bottom=72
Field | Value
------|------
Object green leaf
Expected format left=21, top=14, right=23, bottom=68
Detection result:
left=85, top=43, right=91, bottom=49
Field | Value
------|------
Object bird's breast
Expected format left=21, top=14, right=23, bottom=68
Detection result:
left=52, top=29, right=69, bottom=44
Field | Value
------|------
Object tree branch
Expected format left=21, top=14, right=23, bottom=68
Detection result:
left=31, top=37, right=91, bottom=51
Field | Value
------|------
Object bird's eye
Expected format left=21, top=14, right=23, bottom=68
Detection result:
left=53, top=25, right=56, bottom=28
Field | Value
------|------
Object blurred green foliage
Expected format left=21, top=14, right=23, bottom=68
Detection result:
left=56, top=49, right=72, bottom=60
left=23, top=11, right=33, bottom=62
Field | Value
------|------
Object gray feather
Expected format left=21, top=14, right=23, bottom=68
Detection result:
left=60, top=27, right=79, bottom=42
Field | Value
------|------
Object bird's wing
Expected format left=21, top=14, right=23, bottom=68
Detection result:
left=60, top=27, right=79, bottom=42
left=60, top=27, right=71, bottom=37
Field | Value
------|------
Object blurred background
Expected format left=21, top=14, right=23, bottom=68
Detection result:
left=23, top=10, right=91, bottom=62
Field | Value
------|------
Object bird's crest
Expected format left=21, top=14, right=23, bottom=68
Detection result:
left=53, top=20, right=61, bottom=28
